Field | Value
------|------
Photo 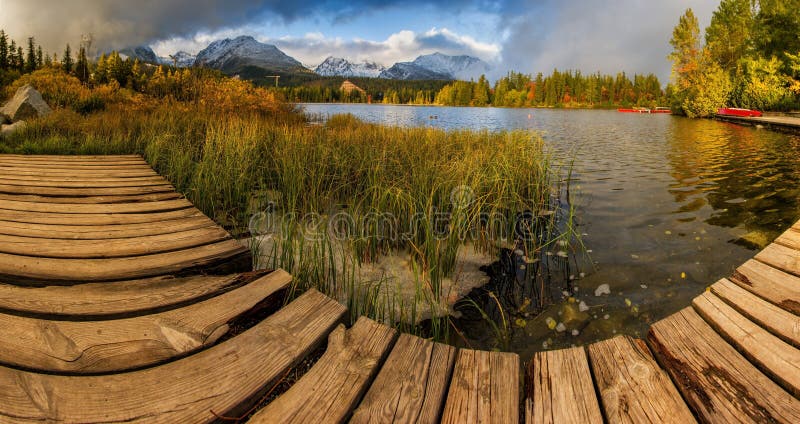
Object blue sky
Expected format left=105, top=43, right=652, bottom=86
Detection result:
left=0, top=0, right=719, bottom=82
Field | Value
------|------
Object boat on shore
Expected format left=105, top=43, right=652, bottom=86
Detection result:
left=618, top=107, right=672, bottom=114
left=717, top=107, right=763, bottom=117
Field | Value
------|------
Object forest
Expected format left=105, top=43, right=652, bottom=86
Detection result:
left=669, top=0, right=800, bottom=116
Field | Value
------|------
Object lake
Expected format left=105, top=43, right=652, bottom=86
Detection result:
left=301, top=103, right=800, bottom=356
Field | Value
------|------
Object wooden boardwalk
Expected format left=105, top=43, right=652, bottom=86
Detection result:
left=0, top=154, right=798, bottom=423
left=715, top=113, right=800, bottom=134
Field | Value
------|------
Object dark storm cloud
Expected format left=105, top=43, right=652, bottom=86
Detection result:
left=0, top=0, right=472, bottom=52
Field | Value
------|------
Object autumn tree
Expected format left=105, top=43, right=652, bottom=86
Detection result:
left=705, top=0, right=754, bottom=70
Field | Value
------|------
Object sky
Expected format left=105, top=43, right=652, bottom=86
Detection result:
left=0, top=0, right=720, bottom=82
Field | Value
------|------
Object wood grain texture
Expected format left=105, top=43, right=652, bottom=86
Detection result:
left=0, top=167, right=157, bottom=178
left=711, top=278, right=800, bottom=348
left=0, top=183, right=175, bottom=196
left=442, top=348, right=519, bottom=424
left=775, top=228, right=800, bottom=250
left=525, top=347, right=602, bottom=424
left=0, top=227, right=231, bottom=258
left=588, top=336, right=695, bottom=424
left=0, top=216, right=216, bottom=240
left=693, top=291, right=800, bottom=397
left=351, top=333, right=457, bottom=424
left=0, top=270, right=272, bottom=319
left=648, top=307, right=800, bottom=423
left=755, top=243, right=800, bottom=277
left=0, top=269, right=291, bottom=373
left=0, top=207, right=203, bottom=225
left=0, top=154, right=142, bottom=161
left=0, top=174, right=166, bottom=183
left=249, top=316, right=398, bottom=424
left=0, top=177, right=169, bottom=188
left=0, top=289, right=345, bottom=423
left=0, top=191, right=182, bottom=204
left=0, top=198, right=191, bottom=214
left=733, top=259, right=800, bottom=315
left=0, top=239, right=251, bottom=283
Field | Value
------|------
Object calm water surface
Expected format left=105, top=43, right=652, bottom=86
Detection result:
left=302, top=103, right=800, bottom=356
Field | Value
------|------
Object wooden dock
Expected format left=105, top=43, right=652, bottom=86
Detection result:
left=715, top=113, right=800, bottom=134
left=0, top=154, right=798, bottom=423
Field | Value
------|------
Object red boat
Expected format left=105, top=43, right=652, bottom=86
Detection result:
left=617, top=107, right=650, bottom=113
left=651, top=107, right=672, bottom=114
left=717, top=107, right=763, bottom=117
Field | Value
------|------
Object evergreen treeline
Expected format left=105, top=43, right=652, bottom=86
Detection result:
left=280, top=69, right=665, bottom=108
left=669, top=0, right=800, bottom=117
left=436, top=70, right=664, bottom=108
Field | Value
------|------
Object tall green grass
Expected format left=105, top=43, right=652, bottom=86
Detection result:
left=1, top=104, right=576, bottom=341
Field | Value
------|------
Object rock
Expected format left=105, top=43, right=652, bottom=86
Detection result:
left=555, top=322, right=567, bottom=332
left=594, top=283, right=611, bottom=296
left=578, top=301, right=589, bottom=312
left=0, top=84, right=52, bottom=121
left=0, top=120, right=26, bottom=137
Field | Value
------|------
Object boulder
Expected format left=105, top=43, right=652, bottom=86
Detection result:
left=0, top=84, right=52, bottom=121
left=0, top=120, right=26, bottom=137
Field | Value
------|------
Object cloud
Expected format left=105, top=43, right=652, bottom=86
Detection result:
left=0, top=0, right=472, bottom=54
left=153, top=28, right=501, bottom=68
left=497, top=0, right=719, bottom=83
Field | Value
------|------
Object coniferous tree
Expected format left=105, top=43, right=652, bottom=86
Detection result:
left=36, top=46, right=43, bottom=68
left=705, top=0, right=753, bottom=71
left=0, top=30, right=8, bottom=70
left=25, top=37, right=36, bottom=72
left=75, top=46, right=89, bottom=83
left=62, top=43, right=74, bottom=74
left=16, top=45, right=24, bottom=72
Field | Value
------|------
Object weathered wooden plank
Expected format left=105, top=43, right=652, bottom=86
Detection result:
left=588, top=336, right=695, bottom=424
left=0, top=173, right=165, bottom=183
left=776, top=228, right=800, bottom=251
left=0, top=207, right=203, bottom=226
left=0, top=177, right=168, bottom=188
left=0, top=191, right=182, bottom=204
left=0, top=289, right=345, bottom=423
left=0, top=216, right=215, bottom=240
left=0, top=269, right=290, bottom=373
left=0, top=198, right=192, bottom=214
left=249, top=317, right=398, bottom=423
left=0, top=183, right=174, bottom=196
left=0, top=154, right=142, bottom=161
left=0, top=239, right=251, bottom=283
left=711, top=278, right=800, bottom=348
left=648, top=307, right=800, bottom=423
left=693, top=291, right=800, bottom=397
left=526, top=347, right=602, bottom=424
left=351, top=333, right=457, bottom=424
left=442, top=349, right=519, bottom=424
left=0, top=167, right=158, bottom=178
left=755, top=243, right=800, bottom=277
left=0, top=160, right=153, bottom=168
left=733, top=259, right=800, bottom=315
left=0, top=227, right=231, bottom=258
left=0, top=270, right=271, bottom=319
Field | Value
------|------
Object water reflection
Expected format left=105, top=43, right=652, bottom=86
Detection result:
left=301, top=104, right=800, bottom=355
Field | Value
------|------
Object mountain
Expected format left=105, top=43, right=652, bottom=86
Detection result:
left=411, top=53, right=491, bottom=80
left=315, top=56, right=385, bottom=78
left=159, top=51, right=196, bottom=67
left=118, top=46, right=160, bottom=64
left=378, top=62, right=451, bottom=80
left=377, top=53, right=491, bottom=80
left=194, top=35, right=307, bottom=76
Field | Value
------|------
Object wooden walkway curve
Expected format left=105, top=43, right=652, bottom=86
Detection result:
left=0, top=154, right=798, bottom=423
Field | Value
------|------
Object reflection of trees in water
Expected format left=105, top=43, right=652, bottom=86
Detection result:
left=665, top=118, right=800, bottom=245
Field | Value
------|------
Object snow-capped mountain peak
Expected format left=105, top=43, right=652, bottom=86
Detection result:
left=194, top=35, right=304, bottom=74
left=411, top=53, right=491, bottom=80
left=314, top=56, right=385, bottom=78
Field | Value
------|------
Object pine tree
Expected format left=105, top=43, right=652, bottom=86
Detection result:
left=62, top=43, right=74, bottom=74
left=705, top=0, right=753, bottom=71
left=36, top=46, right=43, bottom=68
left=75, top=46, right=89, bottom=83
left=25, top=37, right=36, bottom=72
left=16, top=45, right=24, bottom=71
left=0, top=30, right=8, bottom=70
